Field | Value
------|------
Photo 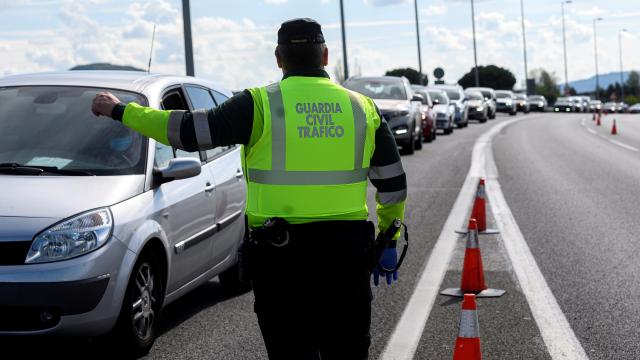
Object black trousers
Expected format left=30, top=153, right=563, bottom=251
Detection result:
left=251, top=220, right=375, bottom=360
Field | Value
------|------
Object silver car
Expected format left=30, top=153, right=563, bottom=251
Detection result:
left=432, top=84, right=469, bottom=128
left=0, top=71, right=247, bottom=354
left=465, top=87, right=497, bottom=119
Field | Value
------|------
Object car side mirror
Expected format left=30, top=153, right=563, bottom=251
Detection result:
left=411, top=94, right=424, bottom=103
left=153, top=158, right=201, bottom=186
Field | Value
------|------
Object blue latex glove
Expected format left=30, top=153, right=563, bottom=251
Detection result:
left=372, top=247, right=398, bottom=286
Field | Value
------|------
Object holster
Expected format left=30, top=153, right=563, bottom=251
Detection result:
left=238, top=217, right=291, bottom=282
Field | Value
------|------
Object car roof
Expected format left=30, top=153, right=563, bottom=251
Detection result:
left=0, top=71, right=232, bottom=98
left=432, top=84, right=462, bottom=90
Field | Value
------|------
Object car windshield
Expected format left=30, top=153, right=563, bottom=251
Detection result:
left=442, top=89, right=461, bottom=100
left=344, top=79, right=407, bottom=100
left=557, top=97, right=570, bottom=102
left=478, top=90, right=493, bottom=99
left=495, top=92, right=511, bottom=99
left=515, top=95, right=526, bottom=100
left=0, top=86, right=147, bottom=175
left=465, top=92, right=483, bottom=100
left=529, top=96, right=543, bottom=100
left=428, top=91, right=448, bottom=104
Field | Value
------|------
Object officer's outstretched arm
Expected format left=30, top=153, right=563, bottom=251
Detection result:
left=108, top=91, right=254, bottom=151
left=369, top=118, right=407, bottom=240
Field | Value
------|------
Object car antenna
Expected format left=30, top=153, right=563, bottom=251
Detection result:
left=147, top=24, right=157, bottom=73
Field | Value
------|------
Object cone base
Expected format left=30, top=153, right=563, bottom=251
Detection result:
left=440, top=287, right=506, bottom=298
left=455, top=228, right=500, bottom=235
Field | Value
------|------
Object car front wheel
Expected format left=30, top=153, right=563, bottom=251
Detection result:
left=111, top=250, right=164, bottom=357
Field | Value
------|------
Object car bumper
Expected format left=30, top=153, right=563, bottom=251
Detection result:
left=553, top=106, right=573, bottom=112
left=0, top=237, right=135, bottom=336
left=496, top=103, right=513, bottom=112
left=468, top=108, right=485, bottom=119
left=436, top=118, right=451, bottom=129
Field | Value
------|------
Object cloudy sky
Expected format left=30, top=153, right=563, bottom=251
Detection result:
left=1, top=0, right=639, bottom=90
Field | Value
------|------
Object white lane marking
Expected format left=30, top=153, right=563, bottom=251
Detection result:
left=379, top=115, right=531, bottom=360
left=580, top=118, right=639, bottom=152
left=609, top=139, right=639, bottom=152
left=485, top=123, right=589, bottom=359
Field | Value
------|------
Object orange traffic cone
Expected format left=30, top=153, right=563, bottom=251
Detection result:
left=441, top=219, right=505, bottom=298
left=612, top=119, right=617, bottom=135
left=596, top=113, right=601, bottom=126
left=453, top=294, right=482, bottom=360
left=458, top=179, right=499, bottom=235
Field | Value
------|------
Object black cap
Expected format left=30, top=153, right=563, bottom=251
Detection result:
left=277, top=18, right=325, bottom=45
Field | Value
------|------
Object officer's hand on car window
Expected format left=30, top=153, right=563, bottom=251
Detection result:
left=92, top=92, right=121, bottom=118
left=372, top=247, right=398, bottom=286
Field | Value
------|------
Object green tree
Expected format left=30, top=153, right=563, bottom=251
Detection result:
left=625, top=70, right=640, bottom=97
left=529, top=68, right=560, bottom=104
left=384, top=68, right=428, bottom=85
left=457, top=65, right=516, bottom=90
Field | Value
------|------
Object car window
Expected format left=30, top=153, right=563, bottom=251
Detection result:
left=154, top=142, right=174, bottom=168
left=211, top=90, right=229, bottom=106
left=161, top=88, right=201, bottom=162
left=185, top=86, right=216, bottom=109
left=0, top=86, right=147, bottom=176
left=344, top=79, right=407, bottom=100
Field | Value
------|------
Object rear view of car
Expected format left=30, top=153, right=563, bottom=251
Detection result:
left=528, top=95, right=547, bottom=112
left=0, top=72, right=247, bottom=355
left=629, top=103, right=640, bottom=113
left=603, top=102, right=617, bottom=114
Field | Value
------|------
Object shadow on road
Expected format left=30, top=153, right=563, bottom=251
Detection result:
left=0, top=278, right=249, bottom=359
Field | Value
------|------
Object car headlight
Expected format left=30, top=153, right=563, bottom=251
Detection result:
left=539, top=102, right=544, bottom=107
left=394, top=126, right=408, bottom=135
left=477, top=106, right=484, bottom=111
left=26, top=208, right=113, bottom=264
left=505, top=101, right=512, bottom=106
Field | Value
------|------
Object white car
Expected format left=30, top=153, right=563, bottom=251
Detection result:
left=426, top=88, right=455, bottom=134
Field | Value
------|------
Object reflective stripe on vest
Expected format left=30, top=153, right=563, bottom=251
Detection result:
left=246, top=82, right=369, bottom=186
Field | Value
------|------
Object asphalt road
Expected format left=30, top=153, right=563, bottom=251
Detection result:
left=4, top=111, right=639, bottom=359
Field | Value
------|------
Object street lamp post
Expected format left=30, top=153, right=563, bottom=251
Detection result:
left=619, top=29, right=627, bottom=101
left=561, top=0, right=572, bottom=93
left=339, top=0, right=349, bottom=81
left=520, top=0, right=529, bottom=94
left=471, top=0, right=479, bottom=87
left=181, top=0, right=195, bottom=76
left=593, top=17, right=603, bottom=99
left=414, top=0, right=423, bottom=74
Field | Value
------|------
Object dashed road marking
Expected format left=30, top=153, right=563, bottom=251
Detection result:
left=580, top=118, right=639, bottom=152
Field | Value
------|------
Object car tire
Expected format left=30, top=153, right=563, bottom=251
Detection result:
left=425, top=128, right=433, bottom=143
left=432, top=128, right=437, bottom=141
left=415, top=128, right=423, bottom=150
left=490, top=111, right=496, bottom=119
left=509, top=109, right=517, bottom=116
left=401, top=129, right=415, bottom=155
left=219, top=263, right=252, bottom=294
left=111, top=249, right=164, bottom=357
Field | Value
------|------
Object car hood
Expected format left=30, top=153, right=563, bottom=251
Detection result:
left=468, top=100, right=484, bottom=107
left=373, top=99, right=410, bottom=111
left=496, top=98, right=511, bottom=103
left=0, top=175, right=145, bottom=219
left=433, top=104, right=450, bottom=113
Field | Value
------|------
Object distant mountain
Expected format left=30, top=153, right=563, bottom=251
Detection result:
left=559, top=71, right=635, bottom=94
left=70, top=63, right=144, bottom=71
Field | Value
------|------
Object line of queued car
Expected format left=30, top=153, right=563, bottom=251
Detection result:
left=552, top=95, right=637, bottom=114
left=341, top=75, right=546, bottom=155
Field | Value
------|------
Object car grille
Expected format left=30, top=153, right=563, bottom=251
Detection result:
left=0, top=241, right=31, bottom=265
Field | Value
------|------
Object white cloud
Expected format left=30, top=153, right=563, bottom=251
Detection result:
left=264, top=0, right=287, bottom=4
left=364, top=0, right=410, bottom=6
left=573, top=6, right=607, bottom=17
left=422, top=4, right=447, bottom=16
left=320, top=0, right=330, bottom=3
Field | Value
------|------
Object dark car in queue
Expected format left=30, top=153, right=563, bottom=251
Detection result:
left=514, top=94, right=530, bottom=113
left=464, top=90, right=488, bottom=122
left=412, top=85, right=437, bottom=143
left=528, top=95, right=547, bottom=112
left=495, top=90, right=517, bottom=116
left=554, top=97, right=576, bottom=112
left=344, top=76, right=423, bottom=155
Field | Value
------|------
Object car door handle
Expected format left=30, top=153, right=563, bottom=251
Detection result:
left=235, top=169, right=244, bottom=178
left=204, top=182, right=215, bottom=193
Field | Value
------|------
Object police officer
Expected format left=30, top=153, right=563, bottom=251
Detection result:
left=91, top=18, right=406, bottom=360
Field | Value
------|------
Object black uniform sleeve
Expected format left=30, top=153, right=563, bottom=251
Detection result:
left=369, top=107, right=407, bottom=193
left=177, top=90, right=254, bottom=151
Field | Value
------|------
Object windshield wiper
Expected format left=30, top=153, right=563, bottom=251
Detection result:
left=0, top=163, right=94, bottom=176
